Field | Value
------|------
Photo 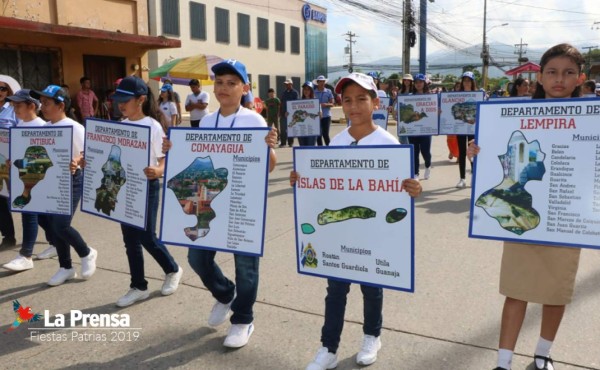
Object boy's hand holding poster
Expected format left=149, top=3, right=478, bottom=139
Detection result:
left=160, top=128, right=271, bottom=257
left=81, top=119, right=151, bottom=229
left=396, top=94, right=439, bottom=136
left=439, top=91, right=485, bottom=135
left=0, top=128, right=9, bottom=198
left=286, top=99, right=321, bottom=137
left=293, top=146, right=415, bottom=291
left=10, top=126, right=72, bottom=215
left=469, top=98, right=600, bottom=250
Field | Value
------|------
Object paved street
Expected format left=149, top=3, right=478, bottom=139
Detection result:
left=1, top=120, right=599, bottom=370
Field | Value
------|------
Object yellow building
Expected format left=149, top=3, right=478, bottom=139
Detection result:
left=0, top=0, right=180, bottom=100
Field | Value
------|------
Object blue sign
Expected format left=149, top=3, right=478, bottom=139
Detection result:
left=302, top=4, right=327, bottom=23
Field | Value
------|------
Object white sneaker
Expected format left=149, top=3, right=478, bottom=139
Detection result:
left=208, top=292, right=236, bottom=327
left=306, top=347, right=338, bottom=370
left=3, top=254, right=34, bottom=272
left=47, top=267, right=77, bottom=286
left=356, top=335, right=382, bottom=366
left=36, top=245, right=57, bottom=259
left=456, top=179, right=467, bottom=188
left=424, top=167, right=431, bottom=180
left=161, top=266, right=183, bottom=296
left=116, top=288, right=150, bottom=307
left=223, top=323, right=254, bottom=348
left=80, top=248, right=97, bottom=279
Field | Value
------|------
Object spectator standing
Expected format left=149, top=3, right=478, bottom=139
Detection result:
left=264, top=88, right=281, bottom=135
left=158, top=84, right=178, bottom=132
left=76, top=76, right=98, bottom=123
left=313, top=75, right=334, bottom=146
left=162, top=79, right=182, bottom=125
left=280, top=78, right=299, bottom=147
left=185, top=79, right=210, bottom=128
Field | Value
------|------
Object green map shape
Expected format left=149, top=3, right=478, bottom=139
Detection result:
left=167, top=156, right=228, bottom=241
left=317, top=206, right=376, bottom=225
left=95, top=145, right=126, bottom=216
left=12, top=146, right=53, bottom=209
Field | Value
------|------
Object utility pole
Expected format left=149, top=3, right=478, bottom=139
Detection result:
left=344, top=31, right=356, bottom=73
left=402, top=0, right=412, bottom=75
left=418, top=0, right=427, bottom=74
left=514, top=39, right=528, bottom=65
left=582, top=45, right=598, bottom=77
left=481, top=0, right=489, bottom=90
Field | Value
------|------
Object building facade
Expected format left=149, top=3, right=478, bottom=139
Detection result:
left=147, top=0, right=328, bottom=107
left=0, top=0, right=180, bottom=103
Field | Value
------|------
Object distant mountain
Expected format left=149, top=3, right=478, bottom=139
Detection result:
left=328, top=42, right=548, bottom=81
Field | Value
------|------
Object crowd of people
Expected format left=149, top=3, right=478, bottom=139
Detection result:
left=0, top=42, right=597, bottom=370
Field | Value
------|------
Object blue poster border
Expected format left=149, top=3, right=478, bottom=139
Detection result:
left=438, top=91, right=486, bottom=136
left=286, top=98, right=322, bottom=138
left=396, top=93, right=440, bottom=137
left=80, top=118, right=151, bottom=230
left=468, top=97, right=600, bottom=250
left=159, top=126, right=271, bottom=257
left=292, top=145, right=416, bottom=292
left=9, top=125, right=73, bottom=216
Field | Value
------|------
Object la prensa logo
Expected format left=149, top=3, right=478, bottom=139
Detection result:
left=5, top=300, right=43, bottom=333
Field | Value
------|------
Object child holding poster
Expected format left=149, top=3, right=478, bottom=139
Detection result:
left=469, top=44, right=584, bottom=370
left=2, top=90, right=54, bottom=272
left=297, top=81, right=319, bottom=146
left=107, top=76, right=183, bottom=307
left=455, top=71, right=477, bottom=188
left=29, top=85, right=98, bottom=286
left=290, top=72, right=422, bottom=370
left=163, top=59, right=278, bottom=348
left=408, top=73, right=433, bottom=180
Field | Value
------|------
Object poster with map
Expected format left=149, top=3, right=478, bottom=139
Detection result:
left=286, top=99, right=321, bottom=137
left=396, top=94, right=439, bottom=136
left=469, top=98, right=600, bottom=250
left=439, top=91, right=485, bottom=135
left=373, top=97, right=391, bottom=130
left=9, top=126, right=72, bottom=215
left=159, top=127, right=271, bottom=256
left=81, top=119, right=151, bottom=229
left=0, top=128, right=9, bottom=198
left=293, top=146, right=415, bottom=291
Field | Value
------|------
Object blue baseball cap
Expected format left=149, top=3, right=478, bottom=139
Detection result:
left=112, top=76, right=149, bottom=102
left=211, top=59, right=249, bottom=84
left=6, top=89, right=40, bottom=108
left=462, top=71, right=475, bottom=80
left=302, top=81, right=314, bottom=89
left=30, top=85, right=69, bottom=103
left=160, top=84, right=173, bottom=92
left=414, top=73, right=426, bottom=81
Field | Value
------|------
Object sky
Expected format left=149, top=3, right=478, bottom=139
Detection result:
left=310, top=0, right=600, bottom=67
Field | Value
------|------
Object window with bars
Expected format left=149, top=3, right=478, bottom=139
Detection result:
left=275, top=22, right=285, bottom=52
left=161, top=0, right=180, bottom=36
left=290, top=26, right=300, bottom=54
left=215, top=7, right=230, bottom=43
left=238, top=13, right=250, bottom=47
left=257, top=17, right=269, bottom=49
left=190, top=2, right=206, bottom=40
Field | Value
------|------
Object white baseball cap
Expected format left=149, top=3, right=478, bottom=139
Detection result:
left=334, top=73, right=378, bottom=94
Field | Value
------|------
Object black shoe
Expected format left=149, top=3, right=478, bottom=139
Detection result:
left=0, top=237, right=17, bottom=248
left=493, top=367, right=509, bottom=370
left=534, top=355, right=553, bottom=370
